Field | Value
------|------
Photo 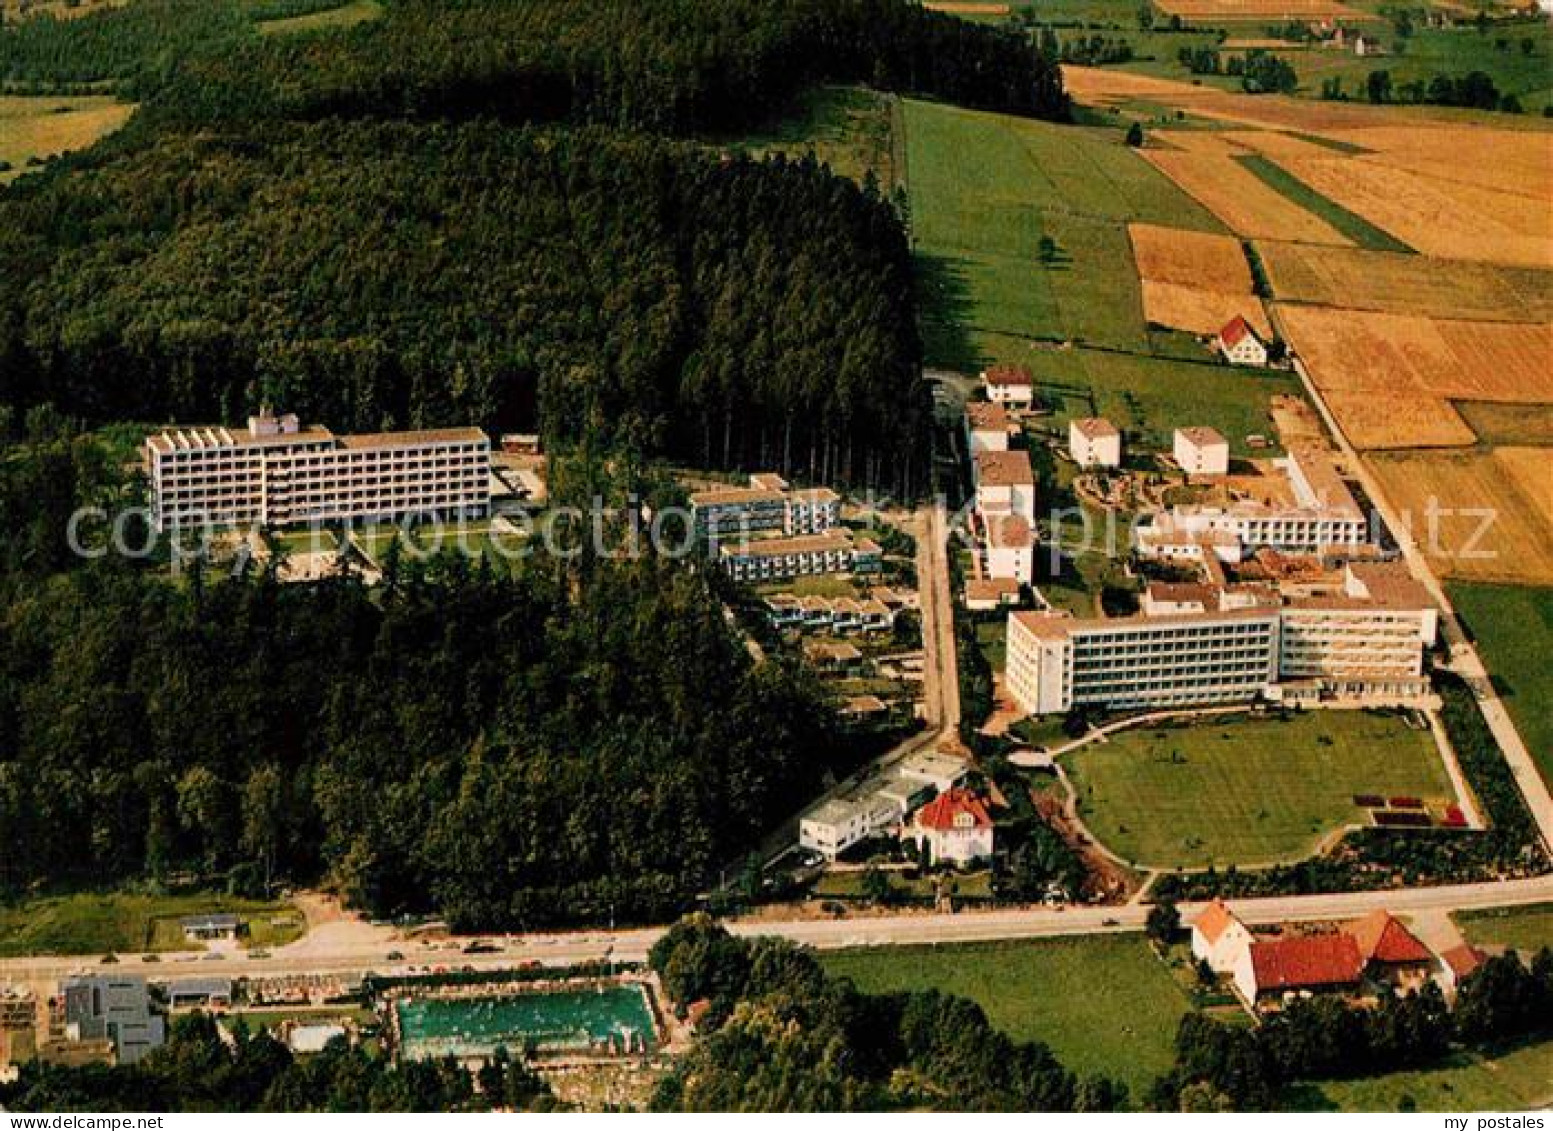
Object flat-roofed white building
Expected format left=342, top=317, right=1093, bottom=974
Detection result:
left=1069, top=417, right=1122, bottom=469
left=974, top=449, right=1038, bottom=524
left=144, top=410, right=489, bottom=532
left=1174, top=426, right=1230, bottom=476
left=691, top=473, right=840, bottom=538
left=984, top=512, right=1036, bottom=585
left=718, top=530, right=880, bottom=583
left=965, top=402, right=1012, bottom=454
left=982, top=364, right=1034, bottom=407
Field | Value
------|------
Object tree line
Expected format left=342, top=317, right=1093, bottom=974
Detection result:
left=647, top=915, right=1129, bottom=1111
left=0, top=430, right=852, bottom=927
left=0, top=120, right=926, bottom=491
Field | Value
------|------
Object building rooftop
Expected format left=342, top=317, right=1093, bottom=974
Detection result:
left=1344, top=562, right=1432, bottom=610
left=966, top=577, right=1020, bottom=603
left=1347, top=910, right=1433, bottom=965
left=179, top=913, right=241, bottom=930
left=789, top=487, right=841, bottom=505
left=1176, top=426, right=1228, bottom=449
left=721, top=531, right=854, bottom=558
left=966, top=402, right=1012, bottom=431
left=1071, top=416, right=1120, bottom=440
left=1218, top=315, right=1261, bottom=348
left=1440, top=943, right=1487, bottom=981
left=975, top=449, right=1036, bottom=488
left=688, top=486, right=787, bottom=508
left=983, top=364, right=1033, bottom=388
left=1012, top=604, right=1277, bottom=640
left=1286, top=444, right=1361, bottom=515
left=337, top=427, right=487, bottom=450
left=986, top=514, right=1034, bottom=548
left=1193, top=899, right=1245, bottom=947
left=1249, top=933, right=1365, bottom=992
left=914, top=788, right=992, bottom=832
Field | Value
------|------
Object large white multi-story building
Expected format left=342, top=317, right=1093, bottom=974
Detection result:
left=985, top=513, right=1036, bottom=585
left=690, top=473, right=840, bottom=539
left=717, top=530, right=881, bottom=584
left=1006, top=563, right=1436, bottom=715
left=144, top=410, right=490, bottom=532
left=1138, top=444, right=1368, bottom=560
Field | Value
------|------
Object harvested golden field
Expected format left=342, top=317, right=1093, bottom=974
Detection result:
left=1154, top=0, right=1368, bottom=21
left=1146, top=137, right=1350, bottom=245
left=1130, top=222, right=1253, bottom=290
left=1318, top=126, right=1553, bottom=203
left=0, top=96, right=135, bottom=184
left=1258, top=243, right=1553, bottom=324
left=1279, top=305, right=1553, bottom=406
left=1367, top=449, right=1553, bottom=585
left=1142, top=281, right=1272, bottom=338
left=1279, top=156, right=1553, bottom=269
left=0, top=0, right=122, bottom=18
left=1320, top=392, right=1476, bottom=450
left=1456, top=402, right=1553, bottom=447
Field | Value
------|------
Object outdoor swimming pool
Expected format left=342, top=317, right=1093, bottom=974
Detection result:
left=395, top=983, right=657, bottom=1059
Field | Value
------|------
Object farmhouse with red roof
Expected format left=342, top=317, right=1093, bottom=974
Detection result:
left=904, top=788, right=994, bottom=865
left=1347, top=910, right=1436, bottom=988
left=1232, top=933, right=1365, bottom=1008
left=981, top=364, right=1034, bottom=407
left=1216, top=315, right=1269, bottom=367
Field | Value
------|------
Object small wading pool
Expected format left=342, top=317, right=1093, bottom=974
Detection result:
left=395, top=983, right=656, bottom=1059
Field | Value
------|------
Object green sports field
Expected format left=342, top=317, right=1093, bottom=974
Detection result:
left=820, top=934, right=1191, bottom=1095
left=1065, top=710, right=1454, bottom=870
left=1449, top=583, right=1553, bottom=786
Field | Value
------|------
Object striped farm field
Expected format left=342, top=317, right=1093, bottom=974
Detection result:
left=1259, top=243, right=1553, bottom=324
left=1141, top=280, right=1271, bottom=338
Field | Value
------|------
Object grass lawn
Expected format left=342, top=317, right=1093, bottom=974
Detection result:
left=1297, top=1039, right=1553, bottom=1112
left=1448, top=583, right=1553, bottom=786
left=1066, top=710, right=1453, bottom=870
left=1455, top=902, right=1553, bottom=954
left=820, top=935, right=1190, bottom=1095
left=0, top=892, right=304, bottom=958
left=0, top=95, right=134, bottom=184
left=1234, top=155, right=1413, bottom=253
left=810, top=869, right=994, bottom=902
left=736, top=85, right=899, bottom=190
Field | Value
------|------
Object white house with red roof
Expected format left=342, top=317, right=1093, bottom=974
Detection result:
left=981, top=364, right=1035, bottom=407
left=1216, top=316, right=1269, bottom=367
left=904, top=788, right=994, bottom=865
left=1190, top=899, right=1255, bottom=973
left=1232, top=933, right=1366, bottom=1008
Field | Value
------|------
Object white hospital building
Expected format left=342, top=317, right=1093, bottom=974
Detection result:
left=144, top=409, right=490, bottom=532
left=1006, top=562, right=1436, bottom=715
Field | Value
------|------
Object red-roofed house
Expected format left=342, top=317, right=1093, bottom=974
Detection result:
left=1347, top=910, right=1436, bottom=988
left=1216, top=316, right=1269, bottom=367
left=982, top=364, right=1034, bottom=407
left=1232, top=933, right=1365, bottom=1008
left=1439, top=944, right=1488, bottom=1000
left=904, top=789, right=994, bottom=865
left=1191, top=899, right=1255, bottom=973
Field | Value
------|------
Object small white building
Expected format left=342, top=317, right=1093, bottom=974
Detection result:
left=965, top=577, right=1020, bottom=611
left=985, top=513, right=1036, bottom=585
left=982, top=364, right=1034, bottom=407
left=1190, top=899, right=1255, bottom=974
left=904, top=789, right=994, bottom=866
left=1216, top=316, right=1269, bottom=368
left=1068, top=417, right=1122, bottom=469
left=1174, top=426, right=1230, bottom=476
left=799, top=796, right=900, bottom=859
left=965, top=402, right=1012, bottom=454
left=974, top=449, right=1038, bottom=524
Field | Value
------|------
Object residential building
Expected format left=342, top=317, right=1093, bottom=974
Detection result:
left=1068, top=417, right=1122, bottom=469
left=1173, top=426, right=1230, bottom=476
left=144, top=409, right=490, bottom=532
left=61, top=976, right=165, bottom=1066
left=718, top=531, right=879, bottom=584
left=904, top=789, right=994, bottom=865
left=799, top=797, right=899, bottom=858
left=1439, top=944, right=1487, bottom=1000
left=982, top=364, right=1034, bottom=407
left=1191, top=900, right=1255, bottom=974
left=985, top=513, right=1036, bottom=585
left=0, top=986, right=36, bottom=1072
left=965, top=577, right=1020, bottom=611
left=802, top=637, right=864, bottom=675
left=900, top=750, right=970, bottom=793
left=1232, top=934, right=1365, bottom=1008
left=1216, top=316, right=1270, bottom=367
left=165, top=978, right=234, bottom=1010
left=1347, top=910, right=1435, bottom=990
left=691, top=473, right=841, bottom=539
left=965, top=402, right=1012, bottom=454
left=180, top=913, right=242, bottom=943
left=838, top=695, right=890, bottom=728
left=974, top=449, right=1038, bottom=525
left=1006, top=607, right=1281, bottom=716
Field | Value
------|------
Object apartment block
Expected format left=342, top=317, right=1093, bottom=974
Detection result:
left=717, top=530, right=881, bottom=584
left=1007, top=562, right=1437, bottom=715
left=965, top=401, right=1012, bottom=454
left=690, top=473, right=840, bottom=539
left=144, top=409, right=490, bottom=532
left=985, top=513, right=1036, bottom=585
left=973, top=449, right=1038, bottom=525
left=1069, top=417, right=1122, bottom=469
left=61, top=976, right=165, bottom=1066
